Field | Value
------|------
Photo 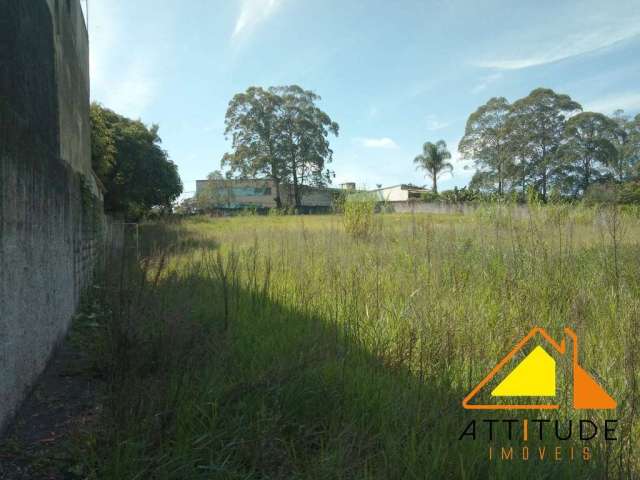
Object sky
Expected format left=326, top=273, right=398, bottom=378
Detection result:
left=85, top=0, right=640, bottom=198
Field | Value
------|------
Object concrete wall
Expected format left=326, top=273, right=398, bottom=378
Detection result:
left=387, top=201, right=530, bottom=217
left=0, top=0, right=102, bottom=431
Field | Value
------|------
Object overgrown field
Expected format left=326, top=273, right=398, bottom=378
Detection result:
left=77, top=206, right=640, bottom=479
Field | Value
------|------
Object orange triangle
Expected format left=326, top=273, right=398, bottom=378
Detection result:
left=573, top=365, right=616, bottom=409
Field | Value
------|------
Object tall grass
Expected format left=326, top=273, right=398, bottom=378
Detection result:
left=76, top=206, right=640, bottom=479
left=343, top=193, right=378, bottom=239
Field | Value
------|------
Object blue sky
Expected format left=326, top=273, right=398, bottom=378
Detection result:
left=86, top=0, right=640, bottom=197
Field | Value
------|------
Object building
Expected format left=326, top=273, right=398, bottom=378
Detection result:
left=195, top=178, right=336, bottom=212
left=340, top=182, right=356, bottom=191
left=369, top=184, right=429, bottom=202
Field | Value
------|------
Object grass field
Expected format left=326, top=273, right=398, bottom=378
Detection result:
left=76, top=205, right=640, bottom=479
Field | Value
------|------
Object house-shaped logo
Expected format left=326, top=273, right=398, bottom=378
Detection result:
left=462, top=327, right=616, bottom=410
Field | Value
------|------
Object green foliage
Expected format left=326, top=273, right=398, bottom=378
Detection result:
left=420, top=190, right=440, bottom=202
left=558, top=112, right=618, bottom=195
left=222, top=85, right=339, bottom=209
left=507, top=88, right=582, bottom=201
left=74, top=211, right=640, bottom=479
left=459, top=89, right=640, bottom=203
left=343, top=194, right=377, bottom=238
left=413, top=140, right=452, bottom=193
left=611, top=111, right=640, bottom=182
left=459, top=97, right=512, bottom=195
left=584, top=181, right=640, bottom=206
left=619, top=181, right=640, bottom=204
left=90, top=103, right=183, bottom=220
left=438, top=186, right=479, bottom=203
left=331, top=189, right=348, bottom=212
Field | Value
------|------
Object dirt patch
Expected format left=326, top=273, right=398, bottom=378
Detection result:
left=0, top=341, right=100, bottom=479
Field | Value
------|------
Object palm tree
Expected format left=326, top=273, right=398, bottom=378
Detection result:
left=413, top=140, right=453, bottom=193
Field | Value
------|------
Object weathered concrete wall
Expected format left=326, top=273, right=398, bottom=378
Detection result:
left=46, top=0, right=92, bottom=178
left=387, top=201, right=530, bottom=217
left=0, top=0, right=101, bottom=431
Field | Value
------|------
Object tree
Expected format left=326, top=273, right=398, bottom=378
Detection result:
left=89, top=103, right=118, bottom=180
left=222, top=87, right=285, bottom=207
left=459, top=97, right=512, bottom=195
left=273, top=85, right=339, bottom=208
left=90, top=103, right=183, bottom=219
left=610, top=110, right=640, bottom=182
left=558, top=112, right=618, bottom=195
left=509, top=88, right=582, bottom=201
left=414, top=140, right=453, bottom=193
left=222, top=85, right=339, bottom=209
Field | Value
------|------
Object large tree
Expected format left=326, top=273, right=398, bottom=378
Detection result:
left=90, top=103, right=183, bottom=219
left=222, top=87, right=285, bottom=207
left=273, top=85, right=339, bottom=208
left=509, top=88, right=582, bottom=201
left=558, top=112, right=618, bottom=195
left=222, top=85, right=339, bottom=209
left=610, top=110, right=640, bottom=182
left=414, top=140, right=453, bottom=193
left=459, top=97, right=512, bottom=195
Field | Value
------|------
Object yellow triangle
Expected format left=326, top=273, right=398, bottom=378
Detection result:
left=491, top=345, right=556, bottom=397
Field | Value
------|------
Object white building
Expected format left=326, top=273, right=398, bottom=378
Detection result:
left=369, top=184, right=429, bottom=202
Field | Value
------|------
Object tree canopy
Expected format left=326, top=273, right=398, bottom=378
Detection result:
left=559, top=112, right=618, bottom=194
left=90, top=103, right=183, bottom=219
left=414, top=140, right=453, bottom=193
left=222, top=85, right=338, bottom=209
left=459, top=97, right=511, bottom=195
left=457, top=88, right=640, bottom=202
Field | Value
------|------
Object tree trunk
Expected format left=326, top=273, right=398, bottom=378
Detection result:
left=432, top=174, right=437, bottom=194
left=273, top=178, right=282, bottom=209
left=583, top=158, right=591, bottom=193
left=270, top=158, right=282, bottom=209
left=291, top=155, right=300, bottom=210
left=292, top=169, right=300, bottom=209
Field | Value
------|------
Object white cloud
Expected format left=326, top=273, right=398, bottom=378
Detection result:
left=355, top=137, right=400, bottom=149
left=584, top=92, right=640, bottom=115
left=102, top=62, right=158, bottom=118
left=426, top=114, right=451, bottom=131
left=471, top=73, right=503, bottom=94
left=232, top=0, right=284, bottom=41
left=88, top=2, right=165, bottom=118
left=473, top=19, right=640, bottom=70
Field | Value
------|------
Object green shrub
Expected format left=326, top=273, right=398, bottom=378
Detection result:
left=619, top=181, right=640, bottom=205
left=583, top=183, right=618, bottom=205
left=420, top=191, right=440, bottom=202
left=343, top=194, right=377, bottom=238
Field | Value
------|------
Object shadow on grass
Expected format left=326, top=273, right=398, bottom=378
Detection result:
left=79, top=225, right=605, bottom=480
left=136, top=222, right=220, bottom=257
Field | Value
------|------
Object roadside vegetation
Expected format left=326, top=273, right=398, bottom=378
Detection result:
left=72, top=205, right=640, bottom=479
left=90, top=104, right=183, bottom=220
